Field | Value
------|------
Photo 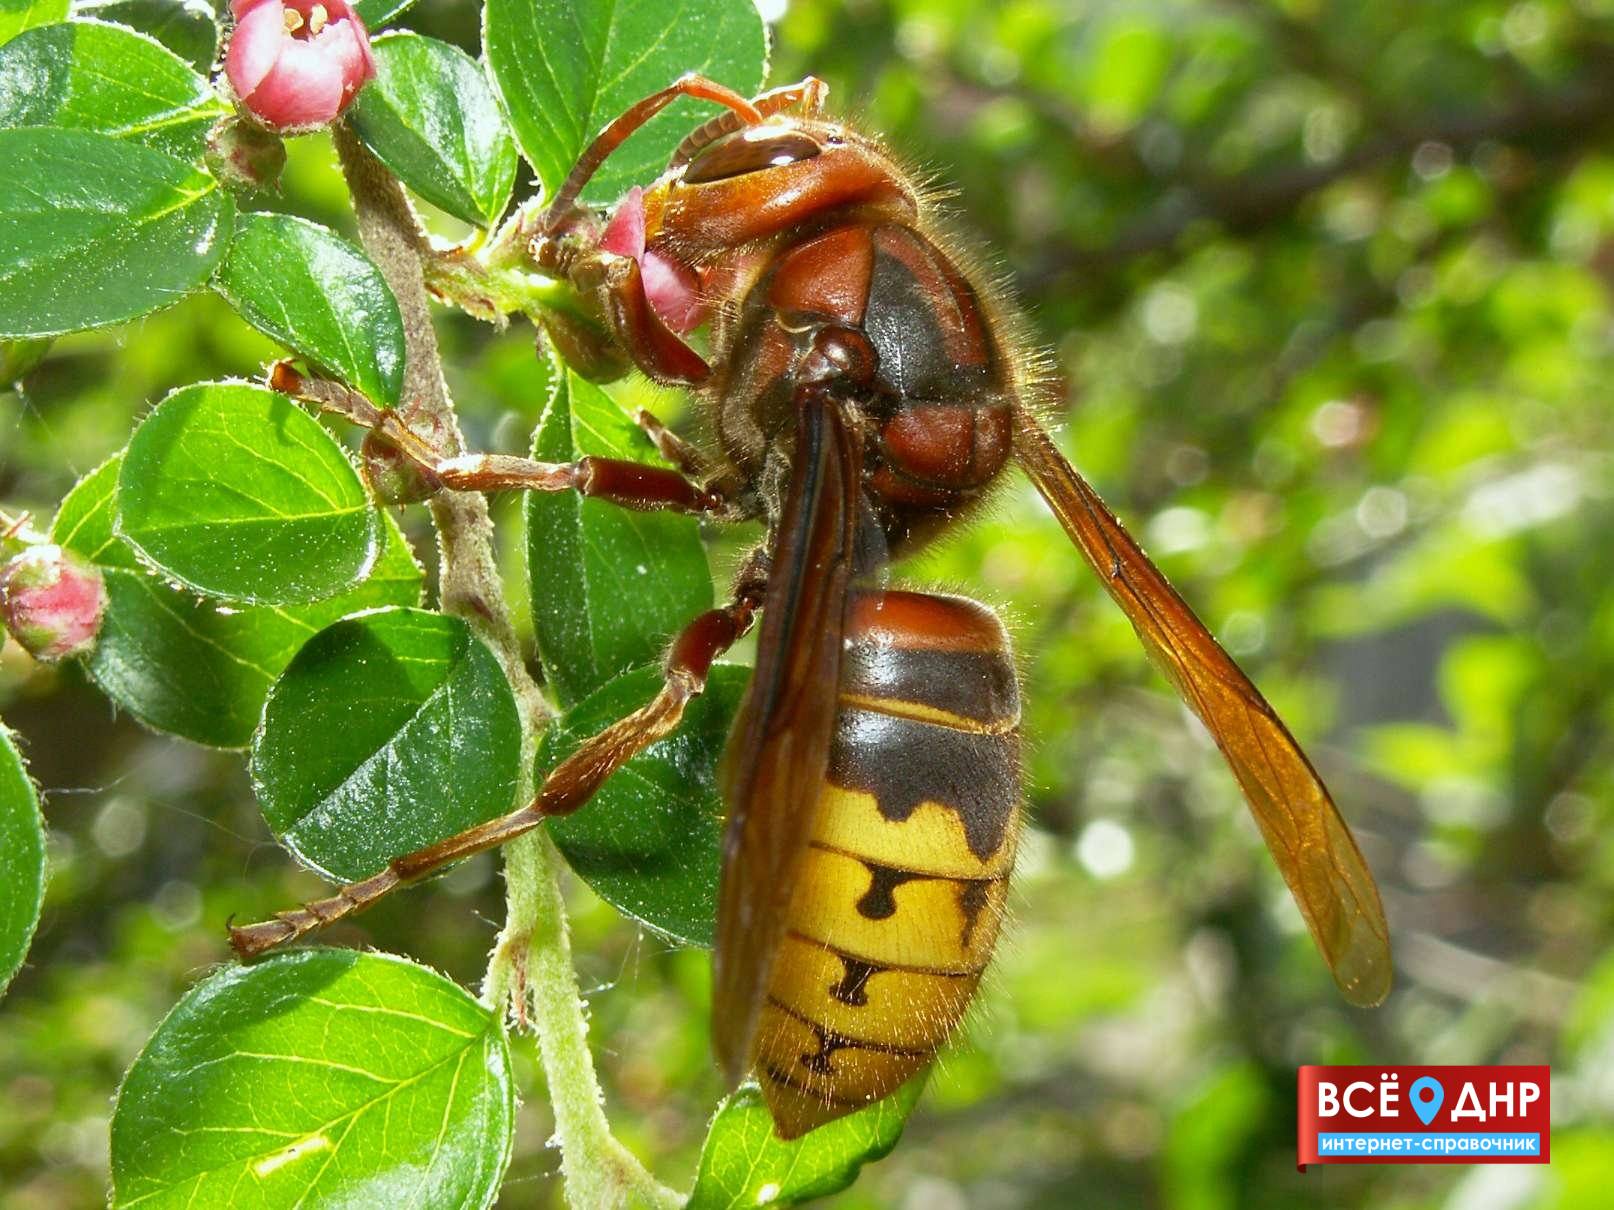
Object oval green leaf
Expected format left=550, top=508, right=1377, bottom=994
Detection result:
left=526, top=362, right=713, bottom=706
left=54, top=455, right=423, bottom=748
left=349, top=32, right=517, bottom=229
left=688, top=1078, right=925, bottom=1210
left=0, top=723, right=46, bottom=998
left=252, top=608, right=522, bottom=882
left=540, top=663, right=745, bottom=945
left=0, top=127, right=232, bottom=338
left=0, top=0, right=66, bottom=45
left=352, top=0, right=416, bottom=29
left=117, top=381, right=382, bottom=606
left=213, top=212, right=406, bottom=407
left=110, top=949, right=514, bottom=1209
left=485, top=0, right=768, bottom=204
left=0, top=20, right=225, bottom=160
left=74, top=0, right=219, bottom=71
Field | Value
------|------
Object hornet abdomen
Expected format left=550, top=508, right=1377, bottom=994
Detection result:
left=754, top=589, right=1021, bottom=1137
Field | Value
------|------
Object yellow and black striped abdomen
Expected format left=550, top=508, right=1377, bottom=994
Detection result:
left=756, top=590, right=1021, bottom=1137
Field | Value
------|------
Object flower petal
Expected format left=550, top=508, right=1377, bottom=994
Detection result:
left=349, top=16, right=377, bottom=82
left=245, top=36, right=345, bottom=128
left=317, top=17, right=376, bottom=96
left=643, top=250, right=707, bottom=335
left=226, top=0, right=288, bottom=99
left=601, top=186, right=647, bottom=259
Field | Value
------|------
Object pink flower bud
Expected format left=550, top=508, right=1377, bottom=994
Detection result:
left=362, top=429, right=443, bottom=505
left=226, top=0, right=376, bottom=133
left=206, top=114, right=288, bottom=191
left=1, top=545, right=107, bottom=663
left=361, top=402, right=452, bottom=506
left=601, top=187, right=709, bottom=334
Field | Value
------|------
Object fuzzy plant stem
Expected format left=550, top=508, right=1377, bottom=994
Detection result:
left=331, top=123, right=680, bottom=1210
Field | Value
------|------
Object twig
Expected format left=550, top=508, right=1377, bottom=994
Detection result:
left=331, top=122, right=678, bottom=1210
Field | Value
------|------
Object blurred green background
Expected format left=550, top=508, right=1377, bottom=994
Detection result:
left=4, top=0, right=1614, bottom=1205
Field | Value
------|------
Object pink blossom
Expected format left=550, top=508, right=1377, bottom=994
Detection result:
left=226, top=0, right=375, bottom=132
left=601, top=187, right=709, bottom=334
left=0, top=545, right=106, bottom=663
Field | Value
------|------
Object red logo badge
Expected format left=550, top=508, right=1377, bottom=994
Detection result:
left=1298, top=1065, right=1549, bottom=1167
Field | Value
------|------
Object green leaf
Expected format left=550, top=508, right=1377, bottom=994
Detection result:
left=110, top=949, right=514, bottom=1209
left=0, top=724, right=46, bottom=998
left=213, top=212, right=407, bottom=406
left=251, top=608, right=522, bottom=882
left=0, top=127, right=233, bottom=338
left=0, top=20, right=225, bottom=160
left=540, top=663, right=745, bottom=945
left=352, top=0, right=416, bottom=29
left=117, top=381, right=383, bottom=606
left=485, top=0, right=768, bottom=203
left=74, top=0, right=219, bottom=73
left=53, top=455, right=423, bottom=749
left=526, top=363, right=712, bottom=706
left=348, top=33, right=517, bottom=229
left=688, top=1078, right=925, bottom=1209
left=0, top=0, right=66, bottom=45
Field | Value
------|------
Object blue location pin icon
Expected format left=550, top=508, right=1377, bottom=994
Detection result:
left=1409, top=1077, right=1444, bottom=1126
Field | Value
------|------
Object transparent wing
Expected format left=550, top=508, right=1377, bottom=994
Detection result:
left=1014, top=407, right=1391, bottom=1006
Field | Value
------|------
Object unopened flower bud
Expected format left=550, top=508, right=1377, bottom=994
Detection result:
left=225, top=0, right=376, bottom=133
left=1, top=545, right=107, bottom=663
left=362, top=402, right=452, bottom=505
left=538, top=311, right=631, bottom=384
left=361, top=430, right=443, bottom=505
left=206, top=114, right=288, bottom=191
